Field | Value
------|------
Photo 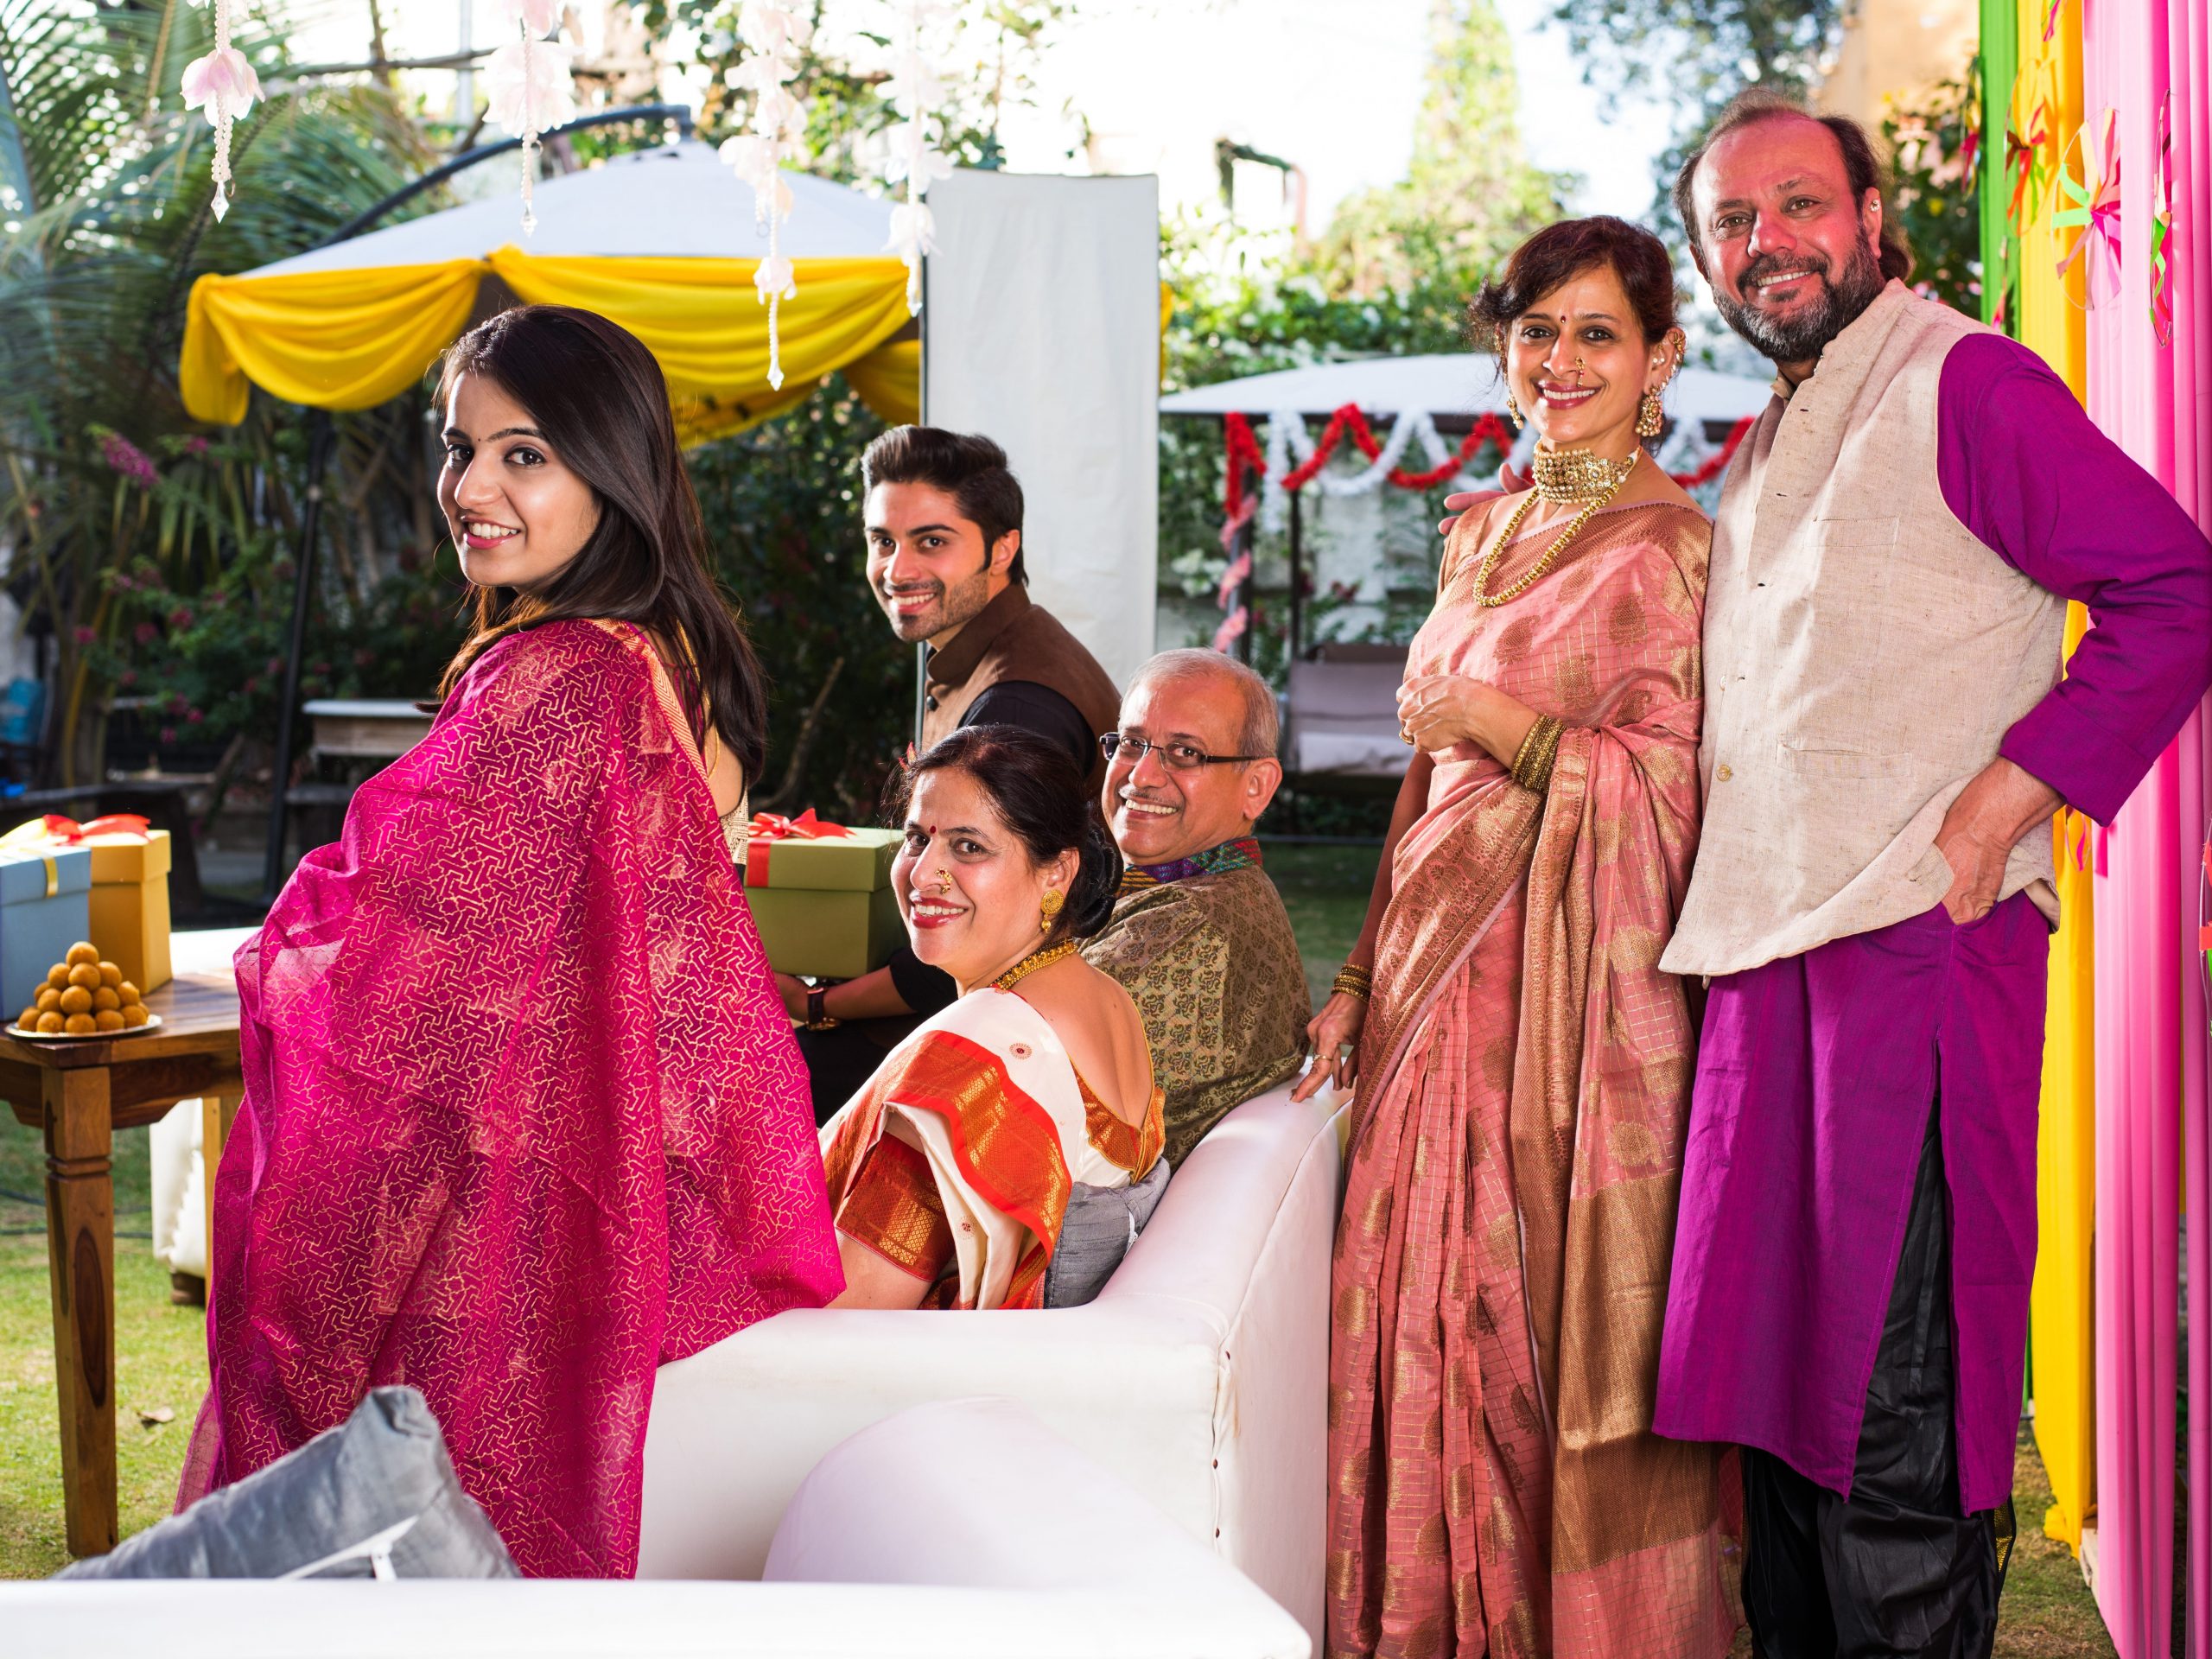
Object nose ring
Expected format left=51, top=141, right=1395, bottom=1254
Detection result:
left=931, top=871, right=953, bottom=895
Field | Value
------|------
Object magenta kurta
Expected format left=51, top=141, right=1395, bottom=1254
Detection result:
left=183, top=620, right=842, bottom=1575
left=1656, top=334, right=2212, bottom=1512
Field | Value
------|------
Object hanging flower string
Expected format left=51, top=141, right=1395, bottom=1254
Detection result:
left=180, top=0, right=261, bottom=222
left=484, top=0, right=575, bottom=235
left=719, top=1, right=812, bottom=389
left=882, top=1, right=957, bottom=314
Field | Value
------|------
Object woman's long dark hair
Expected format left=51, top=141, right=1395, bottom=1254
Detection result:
left=435, top=304, right=772, bottom=779
left=896, top=725, right=1122, bottom=945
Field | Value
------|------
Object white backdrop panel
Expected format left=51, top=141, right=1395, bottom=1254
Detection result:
left=922, top=171, right=1160, bottom=694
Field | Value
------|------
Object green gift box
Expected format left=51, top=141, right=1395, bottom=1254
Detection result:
left=744, top=886, right=904, bottom=979
left=741, top=818, right=904, bottom=978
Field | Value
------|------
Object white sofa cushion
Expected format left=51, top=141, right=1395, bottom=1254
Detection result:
left=639, top=1080, right=1344, bottom=1647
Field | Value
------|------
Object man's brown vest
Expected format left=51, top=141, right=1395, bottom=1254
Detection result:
left=921, top=585, right=1122, bottom=791
left=1660, top=282, right=2066, bottom=979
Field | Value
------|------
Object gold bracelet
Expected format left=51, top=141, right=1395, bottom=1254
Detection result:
left=1332, top=963, right=1373, bottom=1001
left=1510, top=715, right=1565, bottom=794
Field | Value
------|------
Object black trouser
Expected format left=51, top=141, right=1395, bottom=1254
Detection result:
left=1743, top=1105, right=2015, bottom=1658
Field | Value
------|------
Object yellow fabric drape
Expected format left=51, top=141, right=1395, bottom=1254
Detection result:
left=2014, top=0, right=2094, bottom=1556
left=841, top=339, right=921, bottom=427
left=180, top=251, right=915, bottom=442
left=182, top=259, right=486, bottom=424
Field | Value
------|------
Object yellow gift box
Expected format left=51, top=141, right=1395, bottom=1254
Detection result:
left=85, top=830, right=172, bottom=993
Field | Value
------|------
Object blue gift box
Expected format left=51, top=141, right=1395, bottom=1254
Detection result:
left=0, top=846, right=92, bottom=1017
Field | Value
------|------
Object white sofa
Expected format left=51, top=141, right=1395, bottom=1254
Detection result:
left=10, top=1399, right=1311, bottom=1657
left=640, top=1079, right=1346, bottom=1646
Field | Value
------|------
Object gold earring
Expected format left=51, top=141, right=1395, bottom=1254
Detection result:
left=1039, top=889, right=1065, bottom=934
left=1504, top=386, right=1524, bottom=429
left=1637, top=389, right=1664, bottom=438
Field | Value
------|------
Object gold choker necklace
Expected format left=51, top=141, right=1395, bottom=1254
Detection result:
left=1472, top=449, right=1639, bottom=608
left=1532, top=445, right=1640, bottom=504
left=990, top=939, right=1079, bottom=992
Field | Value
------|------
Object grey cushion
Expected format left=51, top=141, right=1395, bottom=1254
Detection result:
left=59, top=1386, right=516, bottom=1580
left=1043, top=1156, right=1171, bottom=1308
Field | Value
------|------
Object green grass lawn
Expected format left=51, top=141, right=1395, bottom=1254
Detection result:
left=0, top=840, right=2121, bottom=1659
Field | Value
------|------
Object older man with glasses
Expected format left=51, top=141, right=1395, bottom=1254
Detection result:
left=1080, top=650, right=1312, bottom=1168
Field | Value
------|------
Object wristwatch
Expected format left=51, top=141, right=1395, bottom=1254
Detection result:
left=804, top=984, right=839, bottom=1031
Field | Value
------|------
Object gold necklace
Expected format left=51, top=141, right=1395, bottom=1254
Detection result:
left=1530, top=444, right=1640, bottom=503
left=1472, top=449, right=1638, bottom=608
left=990, top=939, right=1079, bottom=992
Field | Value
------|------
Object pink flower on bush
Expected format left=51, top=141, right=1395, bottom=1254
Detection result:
left=168, top=607, right=195, bottom=631
left=118, top=670, right=137, bottom=688
left=72, top=625, right=95, bottom=646
left=133, top=622, right=158, bottom=646
left=182, top=436, right=210, bottom=458
left=186, top=708, right=205, bottom=725
left=99, top=432, right=158, bottom=488
left=353, top=648, right=374, bottom=668
left=159, top=727, right=177, bottom=747
left=243, top=676, right=259, bottom=696
left=265, top=656, right=284, bottom=677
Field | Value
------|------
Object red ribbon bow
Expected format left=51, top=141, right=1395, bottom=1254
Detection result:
left=744, top=809, right=851, bottom=888
left=0, top=812, right=150, bottom=849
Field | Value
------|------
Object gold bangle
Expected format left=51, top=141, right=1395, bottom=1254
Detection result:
left=1332, top=964, right=1373, bottom=1001
left=1510, top=715, right=1565, bottom=794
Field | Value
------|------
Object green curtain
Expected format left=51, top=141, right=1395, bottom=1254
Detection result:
left=1976, top=0, right=2018, bottom=330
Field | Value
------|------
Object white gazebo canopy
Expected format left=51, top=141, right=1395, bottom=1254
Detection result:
left=251, top=142, right=894, bottom=276
left=1159, top=353, right=1772, bottom=427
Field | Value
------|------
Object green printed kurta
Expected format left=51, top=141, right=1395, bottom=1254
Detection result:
left=1080, top=862, right=1310, bottom=1169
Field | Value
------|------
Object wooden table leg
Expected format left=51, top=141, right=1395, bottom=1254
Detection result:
left=44, top=1064, right=117, bottom=1557
left=199, top=1090, right=240, bottom=1294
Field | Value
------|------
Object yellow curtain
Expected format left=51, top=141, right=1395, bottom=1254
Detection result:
left=180, top=251, right=915, bottom=442
left=2013, top=0, right=2094, bottom=1556
left=841, top=339, right=921, bottom=427
left=181, top=259, right=486, bottom=424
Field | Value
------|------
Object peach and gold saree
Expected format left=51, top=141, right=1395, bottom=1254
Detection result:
left=1326, top=490, right=1738, bottom=1657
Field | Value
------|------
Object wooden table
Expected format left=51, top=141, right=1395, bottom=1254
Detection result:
left=3, top=968, right=242, bottom=1557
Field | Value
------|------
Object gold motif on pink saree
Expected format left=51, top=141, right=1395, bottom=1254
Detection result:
left=1326, top=498, right=1738, bottom=1658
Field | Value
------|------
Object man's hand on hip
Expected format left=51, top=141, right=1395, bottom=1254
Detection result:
left=1932, top=757, right=2063, bottom=924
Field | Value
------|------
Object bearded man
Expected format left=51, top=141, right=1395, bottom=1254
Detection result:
left=1648, top=92, right=2212, bottom=1657
left=779, top=426, right=1119, bottom=1119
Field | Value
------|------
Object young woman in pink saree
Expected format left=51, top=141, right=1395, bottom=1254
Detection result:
left=1297, top=220, right=1737, bottom=1656
left=181, top=307, right=842, bottom=1576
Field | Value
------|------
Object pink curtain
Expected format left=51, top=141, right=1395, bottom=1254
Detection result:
left=2085, top=5, right=2212, bottom=1653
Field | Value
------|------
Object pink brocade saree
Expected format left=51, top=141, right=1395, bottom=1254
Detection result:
left=180, top=620, right=842, bottom=1576
left=1327, top=496, right=1738, bottom=1657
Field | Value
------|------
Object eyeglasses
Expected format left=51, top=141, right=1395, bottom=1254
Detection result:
left=1098, top=733, right=1265, bottom=772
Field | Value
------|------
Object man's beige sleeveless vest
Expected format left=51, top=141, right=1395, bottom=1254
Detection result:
left=1659, top=281, right=2064, bottom=979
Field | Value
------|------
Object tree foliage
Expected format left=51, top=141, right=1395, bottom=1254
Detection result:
left=0, top=0, right=454, bottom=787
left=1545, top=0, right=1847, bottom=217
left=1313, top=0, right=1563, bottom=298
left=1883, top=73, right=1980, bottom=316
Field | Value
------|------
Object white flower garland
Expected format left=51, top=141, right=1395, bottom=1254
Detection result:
left=1257, top=408, right=1492, bottom=535
left=881, top=1, right=956, bottom=314
left=484, top=0, right=576, bottom=235
left=180, top=0, right=262, bottom=222
left=719, top=1, right=811, bottom=388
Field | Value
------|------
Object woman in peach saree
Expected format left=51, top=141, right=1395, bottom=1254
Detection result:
left=1298, top=219, right=1737, bottom=1656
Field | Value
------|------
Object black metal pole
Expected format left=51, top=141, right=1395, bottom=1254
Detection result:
left=262, top=411, right=334, bottom=904
left=1287, top=486, right=1303, bottom=664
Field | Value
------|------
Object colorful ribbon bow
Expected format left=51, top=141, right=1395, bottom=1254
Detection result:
left=2004, top=101, right=2050, bottom=234
left=2152, top=96, right=2176, bottom=346
left=0, top=813, right=150, bottom=849
left=747, top=808, right=851, bottom=842
left=2054, top=108, right=2122, bottom=308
